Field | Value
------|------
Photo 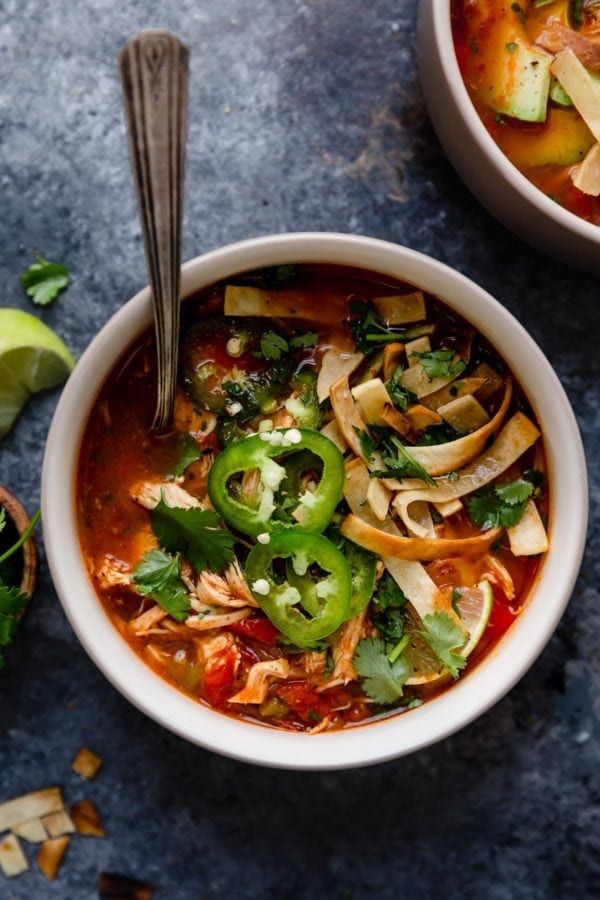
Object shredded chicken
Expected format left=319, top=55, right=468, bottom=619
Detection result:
left=130, top=604, right=169, bottom=635
left=482, top=554, right=516, bottom=601
left=173, top=389, right=217, bottom=439
left=302, top=650, right=327, bottom=677
left=193, top=560, right=257, bottom=609
left=536, top=22, right=600, bottom=72
left=185, top=607, right=251, bottom=631
left=94, top=557, right=131, bottom=590
left=228, top=659, right=290, bottom=704
left=131, top=481, right=203, bottom=511
left=240, top=468, right=261, bottom=504
left=270, top=408, right=295, bottom=428
left=308, top=715, right=332, bottom=735
left=197, top=631, right=236, bottom=664
left=318, top=610, right=367, bottom=690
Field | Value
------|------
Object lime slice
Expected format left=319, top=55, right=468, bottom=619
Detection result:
left=403, top=579, right=494, bottom=686
left=455, top=579, right=494, bottom=658
left=0, top=309, right=74, bottom=438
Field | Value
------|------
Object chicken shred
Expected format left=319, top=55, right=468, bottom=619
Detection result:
left=482, top=554, right=516, bottom=601
left=130, top=604, right=169, bottom=634
left=318, top=610, right=367, bottom=690
left=131, top=481, right=204, bottom=511
left=228, top=659, right=290, bottom=705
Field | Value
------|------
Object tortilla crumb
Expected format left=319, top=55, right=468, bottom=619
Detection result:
left=0, top=833, right=28, bottom=877
left=71, top=747, right=103, bottom=780
left=70, top=800, right=105, bottom=837
left=98, top=872, right=154, bottom=899
left=37, top=836, right=70, bottom=880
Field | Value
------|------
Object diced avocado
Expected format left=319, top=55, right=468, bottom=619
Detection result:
left=550, top=77, right=572, bottom=107
left=475, top=10, right=552, bottom=123
left=497, top=105, right=595, bottom=167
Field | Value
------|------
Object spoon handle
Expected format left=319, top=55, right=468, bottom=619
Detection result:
left=120, top=30, right=189, bottom=430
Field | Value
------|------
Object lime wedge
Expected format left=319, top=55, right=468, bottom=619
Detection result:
left=455, top=579, right=494, bottom=658
left=403, top=579, right=494, bottom=686
left=0, top=309, right=75, bottom=438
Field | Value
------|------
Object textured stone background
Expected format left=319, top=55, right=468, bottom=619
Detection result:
left=0, top=1, right=598, bottom=898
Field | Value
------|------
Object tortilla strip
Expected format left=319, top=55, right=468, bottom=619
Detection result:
left=537, top=22, right=600, bottom=74
left=572, top=141, right=600, bottom=196
left=317, top=348, right=364, bottom=402
left=12, top=819, right=48, bottom=843
left=421, top=377, right=487, bottom=411
left=394, top=412, right=541, bottom=537
left=224, top=285, right=342, bottom=324
left=0, top=788, right=64, bottom=833
left=0, top=834, right=28, bottom=877
left=340, top=513, right=501, bottom=561
left=37, top=836, right=70, bottom=881
left=319, top=418, right=348, bottom=453
left=400, top=362, right=457, bottom=399
left=407, top=379, right=513, bottom=476
left=330, top=375, right=371, bottom=458
left=551, top=48, right=600, bottom=142
left=507, top=500, right=549, bottom=556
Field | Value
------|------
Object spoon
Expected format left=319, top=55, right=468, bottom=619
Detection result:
left=120, top=30, right=189, bottom=430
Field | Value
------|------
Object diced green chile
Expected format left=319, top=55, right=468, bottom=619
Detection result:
left=285, top=370, right=323, bottom=429
left=207, top=429, right=344, bottom=536
left=245, top=533, right=351, bottom=644
left=181, top=316, right=292, bottom=415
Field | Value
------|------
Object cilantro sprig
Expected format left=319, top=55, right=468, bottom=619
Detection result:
left=0, top=506, right=40, bottom=669
left=20, top=256, right=69, bottom=306
left=354, top=637, right=411, bottom=704
left=410, top=348, right=466, bottom=380
left=350, top=300, right=433, bottom=355
left=260, top=331, right=289, bottom=361
left=151, top=496, right=235, bottom=574
left=419, top=612, right=467, bottom=679
left=387, top=365, right=417, bottom=412
left=133, top=550, right=191, bottom=622
left=466, top=479, right=534, bottom=531
left=370, top=434, right=435, bottom=486
left=171, top=434, right=201, bottom=478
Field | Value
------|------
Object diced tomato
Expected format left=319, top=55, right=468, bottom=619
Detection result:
left=486, top=594, right=516, bottom=644
left=276, top=680, right=355, bottom=725
left=229, top=614, right=280, bottom=646
left=202, top=646, right=238, bottom=707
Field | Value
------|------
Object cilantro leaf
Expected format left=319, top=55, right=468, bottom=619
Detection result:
left=132, top=549, right=190, bottom=622
left=353, top=427, right=377, bottom=463
left=0, top=584, right=29, bottom=616
left=375, top=571, right=407, bottom=609
left=0, top=507, right=5, bottom=535
left=354, top=638, right=411, bottom=704
left=466, top=480, right=534, bottom=530
left=20, top=256, right=69, bottom=306
left=260, top=331, right=289, bottom=360
left=417, top=423, right=461, bottom=446
left=370, top=437, right=435, bottom=486
left=372, top=608, right=405, bottom=643
left=419, top=612, right=467, bottom=679
left=387, top=365, right=416, bottom=412
left=510, top=2, right=526, bottom=25
left=289, top=333, right=319, bottom=350
left=151, top=498, right=235, bottom=574
left=410, top=349, right=466, bottom=380
left=350, top=300, right=434, bottom=355
left=171, top=434, right=201, bottom=478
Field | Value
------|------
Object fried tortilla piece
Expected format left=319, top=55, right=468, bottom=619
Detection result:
left=70, top=800, right=105, bottom=837
left=37, top=836, right=70, bottom=881
left=0, top=787, right=64, bottom=832
left=41, top=810, right=75, bottom=838
left=98, top=872, right=154, bottom=900
left=72, top=747, right=103, bottom=780
left=0, top=833, right=28, bottom=877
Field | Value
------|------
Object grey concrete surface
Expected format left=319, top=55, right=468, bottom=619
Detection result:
left=0, top=1, right=598, bottom=898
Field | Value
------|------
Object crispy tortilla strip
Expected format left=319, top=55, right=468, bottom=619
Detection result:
left=0, top=787, right=64, bottom=833
left=317, top=348, right=364, bottom=403
left=407, top=379, right=513, bottom=477
left=409, top=500, right=436, bottom=538
left=572, top=141, right=600, bottom=195
left=71, top=801, right=105, bottom=837
left=228, top=659, right=289, bottom=704
left=380, top=403, right=417, bottom=442
left=434, top=498, right=463, bottom=518
left=0, top=833, right=28, bottom=877
left=37, top=836, right=70, bottom=881
left=404, top=404, right=442, bottom=431
left=400, top=362, right=454, bottom=397
left=224, top=284, right=340, bottom=323
left=366, top=477, right=392, bottom=521
left=421, top=377, right=487, bottom=411
left=438, top=394, right=489, bottom=432
left=343, top=458, right=449, bottom=620
left=351, top=378, right=391, bottom=425
left=373, top=291, right=426, bottom=324
left=394, top=411, right=541, bottom=537
left=72, top=747, right=103, bottom=780
left=98, top=872, right=154, bottom=900
left=330, top=376, right=370, bottom=458
left=405, top=335, right=431, bottom=365
left=41, top=810, right=75, bottom=838
left=12, top=818, right=48, bottom=843
left=340, top=513, right=501, bottom=561
left=537, top=22, right=600, bottom=73
left=551, top=48, right=600, bottom=141
left=382, top=342, right=405, bottom=381
left=319, top=418, right=348, bottom=453
left=507, top=500, right=549, bottom=556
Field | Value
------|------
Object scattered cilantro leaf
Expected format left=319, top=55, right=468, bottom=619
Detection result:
left=290, top=333, right=319, bottom=350
left=375, top=571, right=407, bottom=609
left=354, top=637, right=411, bottom=704
left=417, top=423, right=461, bottom=446
left=419, top=612, right=467, bottom=679
left=171, top=434, right=201, bottom=478
left=132, top=549, right=190, bottom=621
left=260, top=331, right=289, bottom=360
left=466, top=479, right=534, bottom=530
left=410, top=348, right=466, bottom=380
left=372, top=607, right=405, bottom=643
left=506, top=42, right=518, bottom=53
left=523, top=468, right=544, bottom=488
left=371, top=437, right=435, bottom=486
left=387, top=365, right=416, bottom=412
left=353, top=427, right=377, bottom=463
left=0, top=585, right=28, bottom=669
left=451, top=587, right=463, bottom=618
left=510, top=2, right=526, bottom=25
left=20, top=256, right=69, bottom=306
left=350, top=300, right=433, bottom=355
left=151, top=497, right=235, bottom=574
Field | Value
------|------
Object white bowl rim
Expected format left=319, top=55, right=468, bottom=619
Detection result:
left=42, top=231, right=588, bottom=770
left=426, top=0, right=600, bottom=246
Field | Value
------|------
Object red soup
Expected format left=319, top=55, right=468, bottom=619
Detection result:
left=77, top=264, right=548, bottom=733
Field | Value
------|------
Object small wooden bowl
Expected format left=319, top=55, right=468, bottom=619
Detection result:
left=0, top=485, right=37, bottom=598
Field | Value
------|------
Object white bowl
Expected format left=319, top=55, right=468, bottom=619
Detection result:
left=42, top=233, right=587, bottom=769
left=418, top=0, right=600, bottom=276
